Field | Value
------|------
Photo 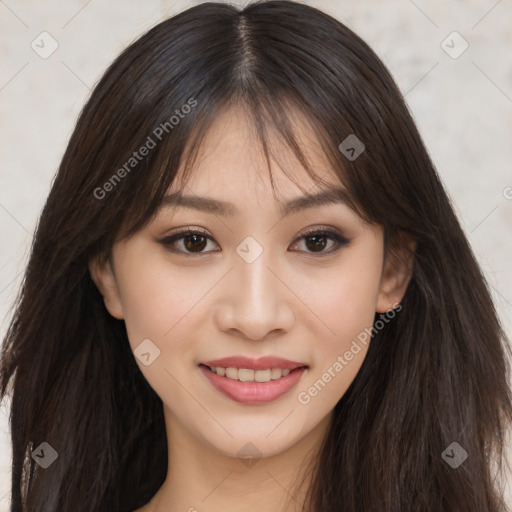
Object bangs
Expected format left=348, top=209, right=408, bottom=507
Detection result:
left=114, top=91, right=371, bottom=249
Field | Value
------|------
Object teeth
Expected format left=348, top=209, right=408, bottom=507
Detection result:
left=210, top=366, right=294, bottom=382
left=225, top=367, right=238, bottom=380
left=271, top=368, right=282, bottom=380
left=255, top=369, right=271, bottom=382
left=238, top=368, right=254, bottom=381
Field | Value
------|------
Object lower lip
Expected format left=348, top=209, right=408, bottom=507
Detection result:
left=199, top=365, right=307, bottom=405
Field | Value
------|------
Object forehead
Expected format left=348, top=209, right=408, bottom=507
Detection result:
left=168, top=104, right=342, bottom=204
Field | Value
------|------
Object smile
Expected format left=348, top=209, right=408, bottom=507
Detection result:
left=204, top=366, right=294, bottom=382
left=199, top=363, right=308, bottom=405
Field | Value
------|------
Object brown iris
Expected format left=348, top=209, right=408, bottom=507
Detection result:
left=184, top=234, right=208, bottom=252
left=304, top=234, right=327, bottom=252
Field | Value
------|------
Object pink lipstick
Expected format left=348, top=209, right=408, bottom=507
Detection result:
left=199, top=356, right=308, bottom=405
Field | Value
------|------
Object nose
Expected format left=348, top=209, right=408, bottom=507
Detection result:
left=214, top=244, right=295, bottom=341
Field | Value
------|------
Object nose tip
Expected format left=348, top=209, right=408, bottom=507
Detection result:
left=214, top=253, right=295, bottom=341
left=217, top=308, right=295, bottom=342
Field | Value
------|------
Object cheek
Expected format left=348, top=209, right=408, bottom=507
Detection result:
left=113, top=252, right=211, bottom=401
left=295, top=239, right=383, bottom=407
left=112, top=247, right=198, bottom=350
left=306, top=246, right=383, bottom=354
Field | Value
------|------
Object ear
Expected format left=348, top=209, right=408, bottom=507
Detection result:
left=376, top=232, right=417, bottom=313
left=88, top=254, right=124, bottom=319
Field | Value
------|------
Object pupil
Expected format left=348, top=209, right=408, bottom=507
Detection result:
left=185, top=234, right=207, bottom=252
left=306, top=235, right=326, bottom=252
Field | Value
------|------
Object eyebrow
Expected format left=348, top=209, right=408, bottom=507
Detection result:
left=158, top=187, right=350, bottom=218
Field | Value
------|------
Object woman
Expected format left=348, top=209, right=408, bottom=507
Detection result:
left=1, top=1, right=511, bottom=511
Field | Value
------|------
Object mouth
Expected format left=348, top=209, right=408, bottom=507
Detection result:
left=200, top=364, right=308, bottom=382
left=198, top=358, right=309, bottom=405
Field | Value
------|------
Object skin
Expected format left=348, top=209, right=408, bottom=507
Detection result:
left=90, top=105, right=415, bottom=512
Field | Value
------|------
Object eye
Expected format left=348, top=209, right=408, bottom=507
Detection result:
left=158, top=227, right=351, bottom=257
left=290, top=228, right=351, bottom=256
left=159, top=228, right=219, bottom=255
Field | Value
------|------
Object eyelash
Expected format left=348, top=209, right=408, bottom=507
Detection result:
left=158, top=226, right=351, bottom=257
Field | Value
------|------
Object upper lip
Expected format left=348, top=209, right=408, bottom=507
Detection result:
left=200, top=356, right=308, bottom=370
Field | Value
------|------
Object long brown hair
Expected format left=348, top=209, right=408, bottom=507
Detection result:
left=1, top=1, right=511, bottom=511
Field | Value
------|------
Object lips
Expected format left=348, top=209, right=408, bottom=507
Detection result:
left=198, top=355, right=309, bottom=405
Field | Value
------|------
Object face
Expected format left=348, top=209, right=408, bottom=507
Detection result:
left=90, top=105, right=413, bottom=461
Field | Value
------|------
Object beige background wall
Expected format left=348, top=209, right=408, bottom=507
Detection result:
left=1, top=0, right=511, bottom=509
